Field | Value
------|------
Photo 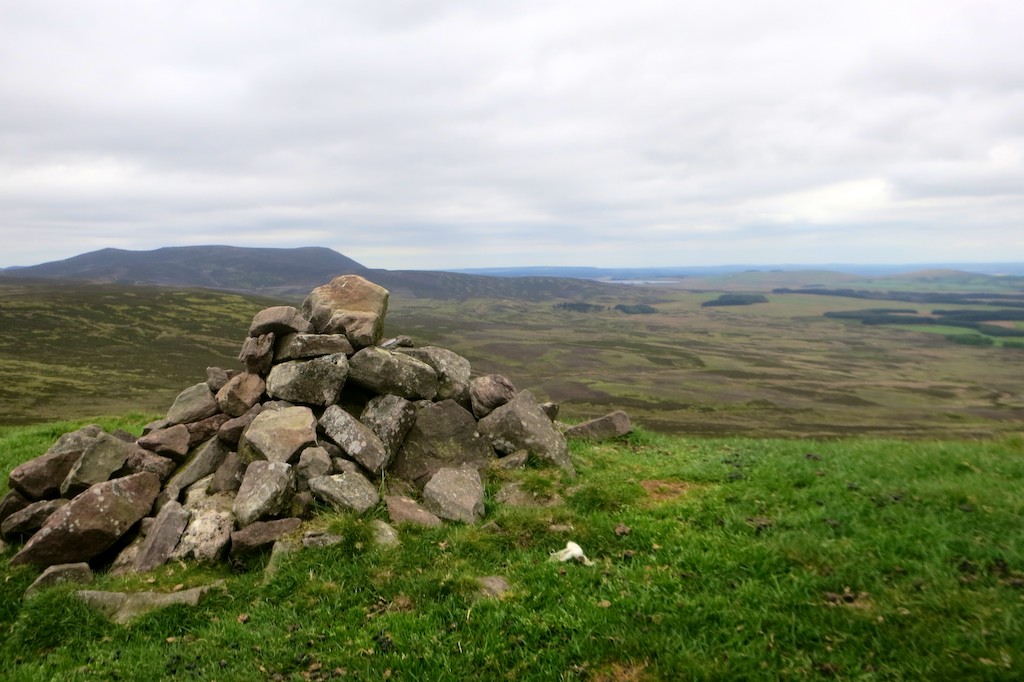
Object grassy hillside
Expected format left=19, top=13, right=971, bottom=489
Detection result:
left=2, top=418, right=1023, bottom=680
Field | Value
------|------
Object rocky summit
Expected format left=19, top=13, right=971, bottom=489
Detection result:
left=1, top=274, right=632, bottom=578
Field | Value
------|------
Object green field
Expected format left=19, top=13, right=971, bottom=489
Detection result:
left=2, top=418, right=1023, bottom=680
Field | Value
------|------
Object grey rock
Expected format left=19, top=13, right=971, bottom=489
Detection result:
left=308, top=473, right=379, bottom=515
left=381, top=335, right=415, bottom=349
left=171, top=502, right=234, bottom=564
left=370, top=519, right=400, bottom=548
left=470, top=374, right=517, bottom=418
left=295, top=447, right=333, bottom=491
left=238, top=332, right=275, bottom=375
left=24, top=562, right=93, bottom=599
left=563, top=411, right=633, bottom=440
left=384, top=495, right=442, bottom=528
left=301, top=530, right=344, bottom=549
left=360, top=394, right=417, bottom=461
left=332, top=457, right=364, bottom=476
left=206, top=366, right=233, bottom=392
left=1, top=498, right=68, bottom=541
left=142, top=418, right=171, bottom=435
left=491, top=450, right=529, bottom=470
left=390, top=400, right=494, bottom=487
left=398, top=346, right=471, bottom=404
left=230, top=517, right=302, bottom=556
left=348, top=347, right=439, bottom=401
left=209, top=451, right=246, bottom=493
left=238, top=406, right=317, bottom=464
left=166, top=383, right=220, bottom=425
left=266, top=354, right=349, bottom=406
left=233, top=461, right=295, bottom=528
left=60, top=432, right=133, bottom=498
left=275, top=332, right=354, bottom=361
left=8, top=425, right=102, bottom=500
left=248, top=306, right=312, bottom=336
left=75, top=584, right=223, bottom=624
left=478, top=391, right=575, bottom=476
left=217, top=404, right=264, bottom=446
left=133, top=501, right=191, bottom=573
left=320, top=404, right=390, bottom=474
left=137, top=424, right=191, bottom=461
left=423, top=467, right=485, bottom=524
left=11, top=472, right=161, bottom=568
left=215, top=372, right=266, bottom=417
left=166, top=437, right=231, bottom=493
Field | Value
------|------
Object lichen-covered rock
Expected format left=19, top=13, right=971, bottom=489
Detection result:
left=469, top=374, right=517, bottom=418
left=478, top=391, right=575, bottom=476
left=423, top=467, right=484, bottom=524
left=302, top=274, right=389, bottom=342
left=117, top=446, right=177, bottom=483
left=320, top=405, right=390, bottom=474
left=295, top=447, right=333, bottom=491
left=171, top=498, right=234, bottom=564
left=275, top=332, right=354, bottom=361
left=215, top=372, right=266, bottom=417
left=1, top=499, right=68, bottom=541
left=360, top=394, right=417, bottom=460
left=238, top=406, right=317, bottom=464
left=248, top=306, right=312, bottom=337
left=166, top=437, right=232, bottom=493
left=75, top=584, right=221, bottom=624
left=308, top=473, right=379, bottom=514
left=166, top=383, right=220, bottom=425
left=266, top=354, right=348, bottom=406
left=398, top=347, right=471, bottom=404
left=233, top=461, right=295, bottom=528
left=348, top=347, right=438, bottom=401
left=133, top=500, right=191, bottom=573
left=0, top=489, right=31, bottom=527
left=60, top=433, right=133, bottom=497
left=390, top=400, right=494, bottom=487
left=11, top=472, right=161, bottom=568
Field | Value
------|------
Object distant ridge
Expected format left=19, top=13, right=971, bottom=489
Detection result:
left=0, top=245, right=622, bottom=301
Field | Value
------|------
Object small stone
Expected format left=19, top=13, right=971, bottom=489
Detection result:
left=248, top=306, right=312, bottom=336
left=24, top=562, right=94, bottom=599
left=308, top=473, right=380, bottom=515
left=230, top=517, right=302, bottom=556
left=369, top=519, right=400, bottom=548
left=422, top=467, right=485, bottom=524
left=384, top=495, right=442, bottom=528
left=563, top=411, right=632, bottom=440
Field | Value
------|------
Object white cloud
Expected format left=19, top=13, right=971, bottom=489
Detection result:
left=0, top=0, right=1022, bottom=269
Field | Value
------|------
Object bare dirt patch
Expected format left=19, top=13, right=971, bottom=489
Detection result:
left=641, top=479, right=702, bottom=503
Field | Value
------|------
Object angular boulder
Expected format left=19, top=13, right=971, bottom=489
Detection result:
left=478, top=391, right=575, bottom=476
left=137, top=424, right=191, bottom=460
left=384, top=495, right=442, bottom=528
left=133, top=500, right=191, bottom=573
left=24, top=562, right=93, bottom=599
left=390, top=400, right=494, bottom=487
left=1, top=499, right=68, bottom=541
left=230, top=517, right=302, bottom=556
left=308, top=473, right=379, bottom=514
left=210, top=451, right=246, bottom=494
left=238, top=332, right=275, bottom=375
left=0, top=489, right=31, bottom=526
left=302, top=274, right=389, bottom=343
left=348, top=347, right=438, bottom=401
left=360, top=394, right=417, bottom=460
left=166, top=383, right=220, bottom=425
left=248, top=306, right=312, bottom=337
left=320, top=404, right=390, bottom=474
left=217, top=403, right=263, bottom=446
left=238, top=406, right=317, bottom=464
left=8, top=425, right=102, bottom=500
left=215, top=372, right=266, bottom=417
left=423, top=467, right=485, bottom=524
left=399, top=346, right=471, bottom=404
left=266, top=354, right=348, bottom=406
left=11, top=472, right=161, bottom=567
left=233, top=461, right=296, bottom=528
left=166, top=437, right=232, bottom=494
left=275, top=332, right=354, bottom=361
left=295, top=447, right=333, bottom=491
left=60, top=433, right=133, bottom=497
left=171, top=498, right=234, bottom=564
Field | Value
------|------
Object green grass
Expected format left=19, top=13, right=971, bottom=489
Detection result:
left=3, top=418, right=1023, bottom=680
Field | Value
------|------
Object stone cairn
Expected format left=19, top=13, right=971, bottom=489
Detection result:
left=1, top=275, right=632, bottom=584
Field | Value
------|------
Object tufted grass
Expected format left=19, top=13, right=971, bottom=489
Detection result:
left=2, top=419, right=1024, bottom=680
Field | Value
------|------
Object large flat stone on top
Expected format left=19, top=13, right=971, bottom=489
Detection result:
left=8, top=425, right=102, bottom=500
left=302, top=274, right=389, bottom=330
left=238, top=406, right=317, bottom=464
left=266, top=354, right=349, bottom=406
left=11, top=472, right=161, bottom=568
left=478, top=391, right=575, bottom=476
left=348, top=347, right=438, bottom=400
left=320, top=405, right=390, bottom=474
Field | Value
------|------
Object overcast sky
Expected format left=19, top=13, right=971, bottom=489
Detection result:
left=1, top=0, right=1022, bottom=270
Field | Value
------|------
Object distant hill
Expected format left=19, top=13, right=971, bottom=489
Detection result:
left=0, top=246, right=625, bottom=301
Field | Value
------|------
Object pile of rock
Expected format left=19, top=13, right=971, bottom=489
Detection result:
left=1, top=275, right=631, bottom=576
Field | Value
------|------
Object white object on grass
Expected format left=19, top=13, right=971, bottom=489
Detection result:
left=549, top=541, right=595, bottom=566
